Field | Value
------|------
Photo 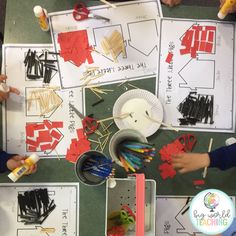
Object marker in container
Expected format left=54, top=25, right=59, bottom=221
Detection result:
left=33, top=6, right=49, bottom=31
left=8, top=153, right=40, bottom=182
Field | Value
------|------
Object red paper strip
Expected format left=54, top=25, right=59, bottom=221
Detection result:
left=26, top=138, right=39, bottom=147
left=28, top=145, right=37, bottom=152
left=37, top=130, right=52, bottom=143
left=51, top=121, right=63, bottom=128
left=51, top=140, right=59, bottom=151
left=40, top=143, right=52, bottom=151
left=208, top=31, right=214, bottom=42
left=44, top=120, right=53, bottom=130
left=193, top=180, right=205, bottom=185
left=33, top=124, right=45, bottom=130
left=50, top=129, right=62, bottom=140
left=165, top=52, right=173, bottom=64
left=26, top=124, right=35, bottom=137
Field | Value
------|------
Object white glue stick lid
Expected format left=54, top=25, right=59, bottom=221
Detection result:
left=8, top=172, right=18, bottom=182
left=217, top=11, right=226, bottom=19
left=28, top=153, right=40, bottom=163
left=33, top=6, right=43, bottom=17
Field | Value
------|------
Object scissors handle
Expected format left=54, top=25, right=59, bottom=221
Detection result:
left=73, top=3, right=90, bottom=21
left=178, top=134, right=197, bottom=152
left=82, top=117, right=99, bottom=134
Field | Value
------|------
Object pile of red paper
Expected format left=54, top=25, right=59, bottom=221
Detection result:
left=26, top=120, right=63, bottom=152
left=58, top=30, right=94, bottom=67
left=158, top=139, right=185, bottom=180
left=180, top=25, right=216, bottom=58
left=66, top=128, right=91, bottom=163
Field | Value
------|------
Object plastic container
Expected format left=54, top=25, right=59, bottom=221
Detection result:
left=105, top=175, right=156, bottom=235
left=33, top=5, right=49, bottom=31
left=8, top=153, right=39, bottom=182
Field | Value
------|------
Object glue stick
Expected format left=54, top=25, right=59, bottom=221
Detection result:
left=8, top=154, right=40, bottom=182
left=218, top=0, right=236, bottom=19
left=33, top=6, right=49, bottom=31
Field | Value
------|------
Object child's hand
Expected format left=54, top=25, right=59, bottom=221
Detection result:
left=220, top=0, right=236, bottom=13
left=0, top=75, right=20, bottom=102
left=161, top=0, right=182, bottom=7
left=6, top=155, right=37, bottom=175
left=172, top=153, right=210, bottom=174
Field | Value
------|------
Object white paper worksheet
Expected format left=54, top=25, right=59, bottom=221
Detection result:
left=157, top=18, right=236, bottom=133
left=49, top=0, right=162, bottom=89
left=2, top=44, right=85, bottom=158
left=0, top=183, right=79, bottom=236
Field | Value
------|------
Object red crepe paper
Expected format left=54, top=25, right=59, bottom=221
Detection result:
left=25, top=120, right=63, bottom=153
left=158, top=134, right=196, bottom=180
left=66, top=128, right=91, bottom=163
left=165, top=52, right=173, bottom=64
left=159, top=163, right=176, bottom=179
left=58, top=30, right=94, bottom=67
left=180, top=24, right=216, bottom=58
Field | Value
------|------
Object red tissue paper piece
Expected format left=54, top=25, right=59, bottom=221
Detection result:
left=25, top=120, right=63, bottom=153
left=58, top=30, right=94, bottom=67
left=159, top=139, right=185, bottom=163
left=65, top=128, right=91, bottom=163
left=180, top=24, right=216, bottom=58
left=159, top=163, right=177, bottom=180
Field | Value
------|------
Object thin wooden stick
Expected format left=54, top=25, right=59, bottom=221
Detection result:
left=128, top=83, right=139, bottom=89
left=203, top=138, right=213, bottom=178
left=40, top=228, right=56, bottom=233
left=89, top=88, right=102, bottom=99
left=97, top=113, right=130, bottom=123
left=145, top=115, right=179, bottom=132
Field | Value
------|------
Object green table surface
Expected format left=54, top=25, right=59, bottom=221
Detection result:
left=2, top=1, right=236, bottom=235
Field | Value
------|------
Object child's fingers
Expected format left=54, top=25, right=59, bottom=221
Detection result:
left=178, top=168, right=188, bottom=174
left=25, top=164, right=37, bottom=175
left=0, top=75, right=7, bottom=82
left=172, top=154, right=182, bottom=159
left=0, top=91, right=9, bottom=101
left=172, top=162, right=183, bottom=169
left=9, top=86, right=20, bottom=95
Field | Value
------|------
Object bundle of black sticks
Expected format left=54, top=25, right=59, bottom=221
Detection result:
left=18, top=188, right=56, bottom=224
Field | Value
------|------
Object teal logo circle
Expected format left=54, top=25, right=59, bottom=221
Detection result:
left=189, top=189, right=235, bottom=235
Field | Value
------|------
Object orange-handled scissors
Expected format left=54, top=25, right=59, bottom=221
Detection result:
left=73, top=3, right=110, bottom=22
left=69, top=103, right=99, bottom=134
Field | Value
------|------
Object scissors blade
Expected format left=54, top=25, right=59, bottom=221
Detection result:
left=89, top=13, right=110, bottom=22
left=69, top=103, right=85, bottom=119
